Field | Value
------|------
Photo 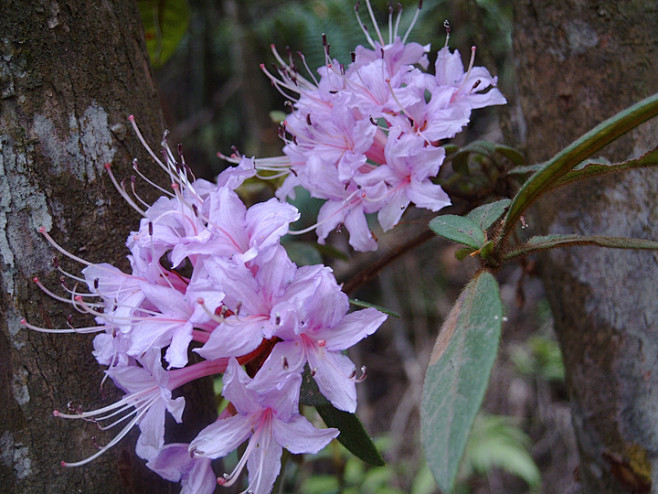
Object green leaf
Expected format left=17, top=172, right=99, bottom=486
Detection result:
left=506, top=163, right=543, bottom=176
left=494, top=144, right=526, bottom=166
left=455, top=248, right=475, bottom=261
left=450, top=140, right=496, bottom=175
left=464, top=414, right=541, bottom=487
left=554, top=146, right=658, bottom=188
left=316, top=405, right=385, bottom=466
left=421, top=271, right=503, bottom=493
left=282, top=240, right=323, bottom=266
left=505, top=234, right=658, bottom=260
left=500, top=93, right=658, bottom=244
left=300, top=368, right=385, bottom=466
left=138, top=0, right=190, bottom=68
left=429, top=215, right=486, bottom=249
left=466, top=199, right=512, bottom=231
left=349, top=298, right=400, bottom=318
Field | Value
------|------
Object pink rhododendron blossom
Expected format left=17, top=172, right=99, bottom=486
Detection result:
left=25, top=111, right=386, bottom=492
left=22, top=1, right=507, bottom=491
left=147, top=443, right=217, bottom=494
left=190, top=359, right=338, bottom=494
left=223, top=0, right=505, bottom=252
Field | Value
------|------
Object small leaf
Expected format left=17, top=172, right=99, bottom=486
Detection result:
left=494, top=144, right=526, bottom=166
left=429, top=215, right=486, bottom=249
left=479, top=241, right=495, bottom=260
left=300, top=368, right=384, bottom=466
left=349, top=298, right=400, bottom=318
left=466, top=199, right=512, bottom=231
left=138, top=0, right=190, bottom=68
left=451, top=151, right=471, bottom=176
left=455, top=247, right=474, bottom=261
left=505, top=234, right=658, bottom=260
left=554, top=146, right=658, bottom=188
left=421, top=271, right=503, bottom=493
left=443, top=144, right=460, bottom=156
left=507, top=163, right=544, bottom=176
left=449, top=141, right=496, bottom=175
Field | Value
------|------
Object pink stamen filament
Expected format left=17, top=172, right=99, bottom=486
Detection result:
left=104, top=164, right=147, bottom=216
left=402, top=1, right=422, bottom=44
left=56, top=358, right=228, bottom=467
left=287, top=189, right=363, bottom=235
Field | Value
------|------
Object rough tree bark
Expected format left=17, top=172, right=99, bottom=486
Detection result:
left=0, top=1, right=214, bottom=492
left=513, top=2, right=657, bottom=492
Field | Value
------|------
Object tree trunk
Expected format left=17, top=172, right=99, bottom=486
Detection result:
left=512, top=2, right=657, bottom=492
left=0, top=1, right=213, bottom=492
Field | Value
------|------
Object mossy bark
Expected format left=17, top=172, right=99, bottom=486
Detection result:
left=0, top=1, right=214, bottom=492
left=512, top=1, right=657, bottom=492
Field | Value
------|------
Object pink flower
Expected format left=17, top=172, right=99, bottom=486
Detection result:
left=257, top=266, right=387, bottom=412
left=222, top=0, right=505, bottom=252
left=147, top=443, right=217, bottom=494
left=190, top=359, right=338, bottom=494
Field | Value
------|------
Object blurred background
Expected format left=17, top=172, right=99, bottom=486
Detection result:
left=140, top=0, right=579, bottom=492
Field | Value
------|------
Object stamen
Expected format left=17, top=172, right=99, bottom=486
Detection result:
left=354, top=2, right=377, bottom=49
left=401, top=0, right=422, bottom=44
left=104, top=164, right=147, bottom=216
left=364, top=0, right=385, bottom=46
left=20, top=318, right=107, bottom=334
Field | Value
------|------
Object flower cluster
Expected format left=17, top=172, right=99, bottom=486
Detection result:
left=26, top=1, right=508, bottom=492
left=24, top=116, right=386, bottom=493
left=230, top=0, right=506, bottom=251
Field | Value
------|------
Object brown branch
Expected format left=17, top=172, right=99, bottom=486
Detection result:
left=341, top=229, right=436, bottom=295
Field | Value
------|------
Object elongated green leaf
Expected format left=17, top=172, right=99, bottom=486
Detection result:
left=554, top=146, right=658, bottom=188
left=429, top=215, right=486, bottom=249
left=315, top=405, right=385, bottom=466
left=466, top=199, right=512, bottom=231
left=421, top=271, right=502, bottom=493
left=505, top=234, right=658, bottom=260
left=139, top=0, right=190, bottom=68
left=507, top=163, right=543, bottom=176
left=500, top=93, right=658, bottom=244
left=300, top=368, right=384, bottom=466
left=349, top=298, right=400, bottom=318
